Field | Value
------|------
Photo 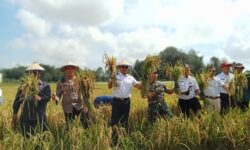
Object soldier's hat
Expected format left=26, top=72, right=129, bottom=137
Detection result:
left=234, top=63, right=245, bottom=69
left=25, top=63, right=45, bottom=72
left=61, top=61, right=80, bottom=71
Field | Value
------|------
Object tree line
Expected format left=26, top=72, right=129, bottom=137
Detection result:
left=0, top=46, right=238, bottom=82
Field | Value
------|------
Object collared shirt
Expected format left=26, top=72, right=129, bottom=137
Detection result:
left=178, top=75, right=199, bottom=100
left=13, top=80, right=51, bottom=121
left=148, top=81, right=168, bottom=103
left=204, top=77, right=224, bottom=97
left=216, top=72, right=234, bottom=94
left=112, top=72, right=138, bottom=98
left=56, top=78, right=83, bottom=113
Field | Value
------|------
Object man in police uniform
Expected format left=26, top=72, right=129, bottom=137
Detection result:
left=216, top=61, right=235, bottom=114
left=178, top=64, right=201, bottom=117
left=52, top=62, right=88, bottom=128
left=108, top=59, right=140, bottom=145
left=147, top=70, right=173, bottom=123
left=12, top=63, right=51, bottom=137
left=203, top=66, right=225, bottom=113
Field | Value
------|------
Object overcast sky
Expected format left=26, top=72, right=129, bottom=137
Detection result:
left=1, top=0, right=250, bottom=69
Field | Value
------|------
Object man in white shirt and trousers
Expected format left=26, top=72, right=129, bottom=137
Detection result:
left=216, top=62, right=235, bottom=115
left=108, top=59, right=140, bottom=146
left=178, top=64, right=201, bottom=117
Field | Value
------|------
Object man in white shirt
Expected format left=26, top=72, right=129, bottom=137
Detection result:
left=203, top=66, right=225, bottom=112
left=216, top=62, right=235, bottom=114
left=108, top=59, right=140, bottom=145
left=178, top=64, right=201, bottom=117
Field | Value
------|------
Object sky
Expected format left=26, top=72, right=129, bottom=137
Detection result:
left=1, top=0, right=250, bottom=70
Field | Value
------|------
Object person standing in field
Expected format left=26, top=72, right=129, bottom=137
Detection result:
left=52, top=62, right=89, bottom=128
left=178, top=64, right=201, bottom=117
left=0, top=88, right=3, bottom=105
left=108, top=59, right=140, bottom=145
left=216, top=62, right=235, bottom=114
left=12, top=63, right=51, bottom=137
left=203, top=66, right=225, bottom=113
left=147, top=70, right=173, bottom=123
left=234, top=63, right=250, bottom=111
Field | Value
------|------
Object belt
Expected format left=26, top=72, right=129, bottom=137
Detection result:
left=205, top=95, right=220, bottom=99
left=114, top=97, right=129, bottom=101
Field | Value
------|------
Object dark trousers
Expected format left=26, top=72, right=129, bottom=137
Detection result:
left=220, top=93, right=236, bottom=114
left=236, top=101, right=249, bottom=112
left=178, top=97, right=201, bottom=117
left=64, top=107, right=89, bottom=128
left=148, top=101, right=173, bottom=123
left=20, top=119, right=48, bottom=138
left=111, top=97, right=130, bottom=145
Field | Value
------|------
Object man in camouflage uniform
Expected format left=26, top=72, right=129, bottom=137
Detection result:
left=148, top=70, right=173, bottom=123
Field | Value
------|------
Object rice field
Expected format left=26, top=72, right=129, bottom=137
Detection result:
left=0, top=82, right=250, bottom=150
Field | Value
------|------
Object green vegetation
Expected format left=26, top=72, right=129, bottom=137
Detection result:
left=0, top=83, right=249, bottom=149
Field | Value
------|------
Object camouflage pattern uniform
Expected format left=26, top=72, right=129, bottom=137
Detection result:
left=148, top=81, right=173, bottom=123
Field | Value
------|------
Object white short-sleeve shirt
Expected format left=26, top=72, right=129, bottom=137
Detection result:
left=216, top=72, right=234, bottom=94
left=178, top=75, right=199, bottom=100
left=112, top=72, right=138, bottom=98
left=0, top=88, right=3, bottom=105
left=204, top=77, right=224, bottom=97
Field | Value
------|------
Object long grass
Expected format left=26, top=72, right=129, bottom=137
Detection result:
left=0, top=83, right=249, bottom=149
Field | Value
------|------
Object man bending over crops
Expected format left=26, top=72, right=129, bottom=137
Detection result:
left=12, top=63, right=51, bottom=137
left=234, top=63, right=250, bottom=111
left=216, top=61, right=235, bottom=115
left=147, top=70, right=173, bottom=123
left=178, top=64, right=201, bottom=117
left=203, top=66, right=225, bottom=113
left=52, top=62, right=89, bottom=128
left=108, top=59, right=140, bottom=145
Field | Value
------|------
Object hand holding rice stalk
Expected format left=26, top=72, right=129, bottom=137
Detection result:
left=20, top=73, right=39, bottom=105
left=76, top=70, right=96, bottom=112
left=165, top=62, right=183, bottom=93
left=195, top=70, right=210, bottom=100
left=141, top=55, right=160, bottom=98
left=233, top=72, right=248, bottom=101
left=103, top=53, right=118, bottom=88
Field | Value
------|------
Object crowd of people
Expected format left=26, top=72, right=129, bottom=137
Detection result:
left=0, top=59, right=249, bottom=146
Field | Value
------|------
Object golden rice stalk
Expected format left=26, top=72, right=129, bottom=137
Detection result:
left=103, top=53, right=118, bottom=88
left=227, top=79, right=235, bottom=97
left=141, top=55, right=160, bottom=98
left=165, top=62, right=183, bottom=92
left=233, top=72, right=248, bottom=101
left=19, top=73, right=38, bottom=102
left=195, top=70, right=210, bottom=100
left=76, top=70, right=96, bottom=111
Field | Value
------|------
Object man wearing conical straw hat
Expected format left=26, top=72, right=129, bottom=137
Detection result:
left=216, top=61, right=235, bottom=115
left=234, top=63, right=250, bottom=111
left=108, top=59, right=140, bottom=145
left=12, top=63, right=51, bottom=137
left=178, top=64, right=201, bottom=117
left=52, top=62, right=88, bottom=128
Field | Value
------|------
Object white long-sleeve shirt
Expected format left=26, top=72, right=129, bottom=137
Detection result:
left=204, top=77, right=224, bottom=97
left=216, top=72, right=234, bottom=94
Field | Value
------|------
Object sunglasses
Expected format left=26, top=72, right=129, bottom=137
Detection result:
left=120, top=65, right=128, bottom=68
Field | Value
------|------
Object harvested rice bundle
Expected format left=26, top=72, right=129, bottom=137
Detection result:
left=103, top=53, right=118, bottom=88
left=141, top=55, right=160, bottom=98
left=20, top=73, right=38, bottom=104
left=233, top=71, right=248, bottom=100
left=76, top=70, right=96, bottom=112
left=195, top=70, right=210, bottom=100
left=165, top=62, right=183, bottom=92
